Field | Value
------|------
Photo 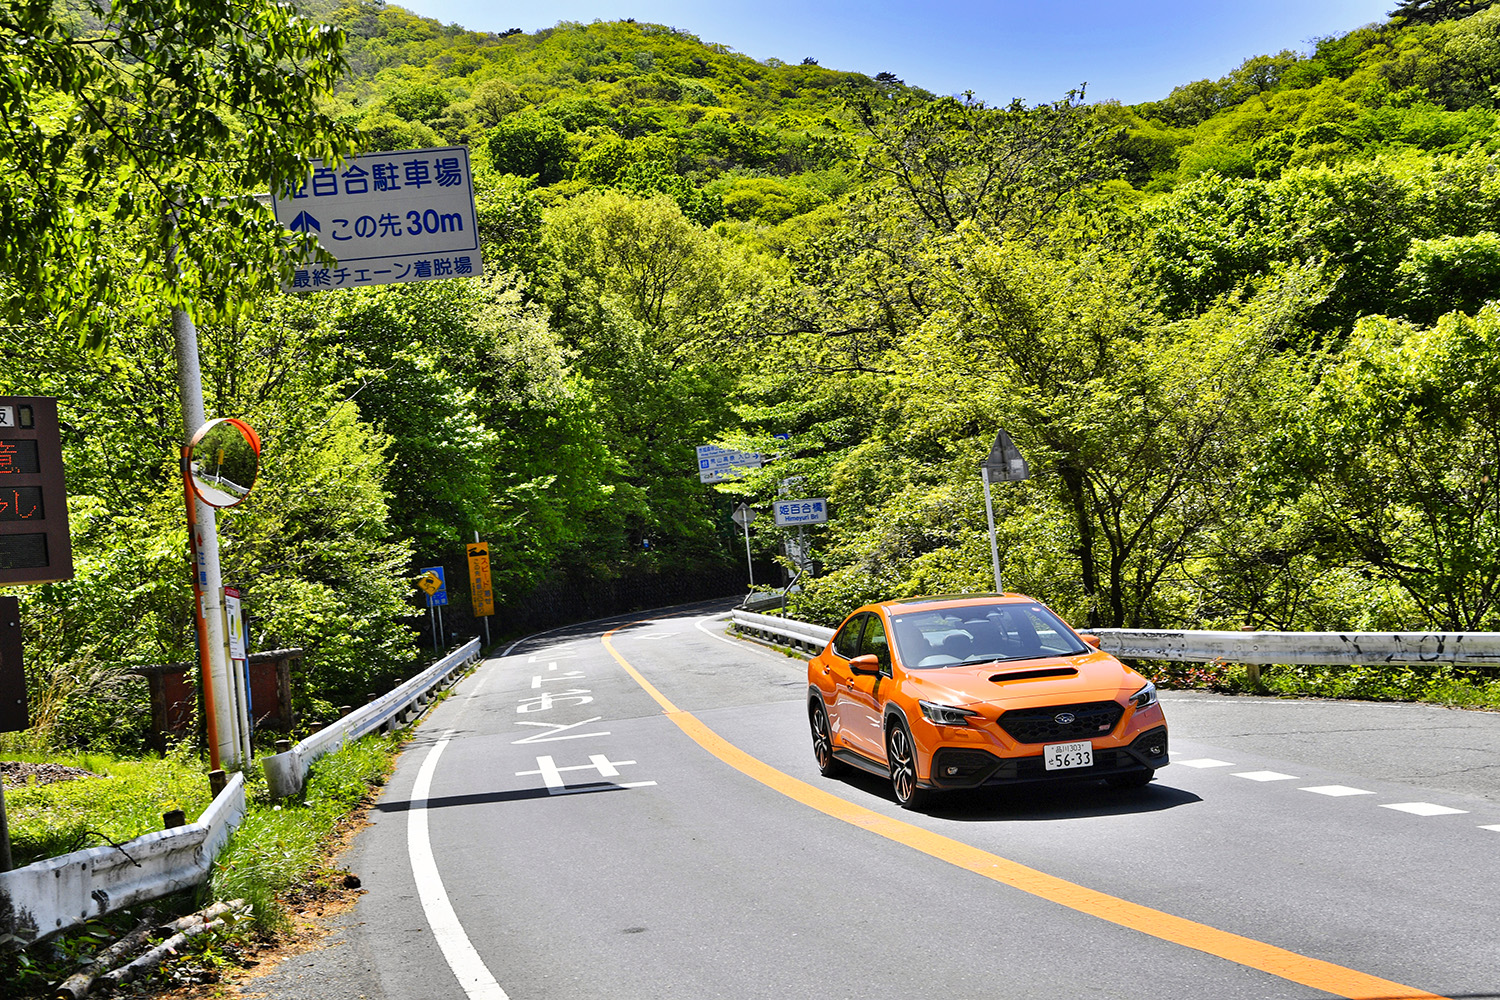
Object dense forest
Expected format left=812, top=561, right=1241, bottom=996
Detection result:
left=3, top=0, right=1500, bottom=750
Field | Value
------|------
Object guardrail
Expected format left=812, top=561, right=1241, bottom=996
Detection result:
left=730, top=610, right=833, bottom=653
left=1, top=638, right=483, bottom=948
left=728, top=610, right=1500, bottom=670
left=0, top=773, right=246, bottom=949
left=1086, top=629, right=1500, bottom=666
left=262, top=637, right=481, bottom=799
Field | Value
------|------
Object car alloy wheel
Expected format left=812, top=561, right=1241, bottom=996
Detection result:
left=886, top=719, right=930, bottom=810
left=810, top=699, right=845, bottom=777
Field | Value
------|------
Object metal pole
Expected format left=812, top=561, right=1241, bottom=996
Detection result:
left=171, top=248, right=240, bottom=768
left=429, top=603, right=437, bottom=651
left=437, top=604, right=445, bottom=650
left=0, top=777, right=12, bottom=872
left=742, top=517, right=755, bottom=589
left=181, top=459, right=225, bottom=771
left=982, top=467, right=1003, bottom=594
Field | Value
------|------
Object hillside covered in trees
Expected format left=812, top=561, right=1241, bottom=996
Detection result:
left=4, top=0, right=1500, bottom=749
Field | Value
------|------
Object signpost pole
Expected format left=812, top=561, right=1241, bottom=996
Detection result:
left=981, top=467, right=1003, bottom=594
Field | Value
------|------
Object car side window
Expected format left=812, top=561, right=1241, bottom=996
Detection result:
left=861, top=616, right=892, bottom=674
left=833, top=614, right=865, bottom=659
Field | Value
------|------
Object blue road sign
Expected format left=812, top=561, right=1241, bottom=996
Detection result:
left=420, top=565, right=448, bottom=607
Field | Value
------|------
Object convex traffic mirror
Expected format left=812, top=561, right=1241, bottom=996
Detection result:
left=187, top=418, right=261, bottom=508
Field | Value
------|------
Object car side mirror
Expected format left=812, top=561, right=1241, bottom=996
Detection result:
left=1078, top=634, right=1101, bottom=649
left=848, top=654, right=881, bottom=675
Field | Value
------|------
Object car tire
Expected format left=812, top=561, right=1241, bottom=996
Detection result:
left=810, top=699, right=845, bottom=777
left=886, top=719, right=931, bottom=810
left=1105, top=769, right=1155, bottom=789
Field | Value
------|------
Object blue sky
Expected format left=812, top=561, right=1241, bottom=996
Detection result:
left=390, top=0, right=1397, bottom=105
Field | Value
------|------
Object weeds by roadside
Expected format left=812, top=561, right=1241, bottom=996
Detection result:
left=0, top=733, right=403, bottom=998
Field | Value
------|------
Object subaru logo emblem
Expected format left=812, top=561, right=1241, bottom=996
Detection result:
left=1055, top=712, right=1076, bottom=725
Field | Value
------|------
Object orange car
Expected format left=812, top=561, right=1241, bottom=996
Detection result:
left=806, top=594, right=1169, bottom=809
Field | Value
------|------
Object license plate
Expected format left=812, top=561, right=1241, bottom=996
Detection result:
left=1043, top=741, right=1093, bottom=771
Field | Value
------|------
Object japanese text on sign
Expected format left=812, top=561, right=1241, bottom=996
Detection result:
left=774, top=498, right=829, bottom=527
left=696, top=444, right=762, bottom=484
left=274, top=145, right=484, bottom=292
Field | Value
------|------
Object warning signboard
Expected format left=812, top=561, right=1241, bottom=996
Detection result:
left=467, top=542, right=494, bottom=618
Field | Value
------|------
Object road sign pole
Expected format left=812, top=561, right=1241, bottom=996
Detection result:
left=743, top=518, right=755, bottom=589
left=173, top=300, right=241, bottom=770
left=982, top=467, right=1003, bottom=594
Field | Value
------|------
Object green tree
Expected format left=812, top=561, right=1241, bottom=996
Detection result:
left=0, top=0, right=356, bottom=343
left=1280, top=308, right=1500, bottom=630
left=486, top=111, right=571, bottom=184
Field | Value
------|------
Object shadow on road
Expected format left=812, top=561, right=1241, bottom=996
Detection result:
left=832, top=767, right=1202, bottom=821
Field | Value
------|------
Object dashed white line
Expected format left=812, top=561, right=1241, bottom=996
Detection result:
left=1300, top=785, right=1374, bottom=797
left=1232, top=770, right=1300, bottom=782
left=1480, top=825, right=1500, bottom=833
left=1177, top=758, right=1235, bottom=768
left=1380, top=802, right=1469, bottom=817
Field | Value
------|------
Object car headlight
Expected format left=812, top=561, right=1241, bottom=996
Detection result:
left=1129, top=681, right=1158, bottom=710
left=918, top=700, right=979, bottom=726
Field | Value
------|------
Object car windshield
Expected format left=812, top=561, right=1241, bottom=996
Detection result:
left=888, top=602, right=1089, bottom=669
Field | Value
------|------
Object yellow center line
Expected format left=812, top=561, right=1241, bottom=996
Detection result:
left=602, top=626, right=1448, bottom=1000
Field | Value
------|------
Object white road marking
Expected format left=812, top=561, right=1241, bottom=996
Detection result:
left=693, top=615, right=779, bottom=658
left=1480, top=825, right=1500, bottom=833
left=511, top=717, right=611, bottom=744
left=516, top=754, right=652, bottom=794
left=1177, top=758, right=1235, bottom=768
left=1300, top=785, right=1374, bottom=797
left=408, top=733, right=510, bottom=1000
left=531, top=671, right=585, bottom=688
left=1232, top=770, right=1299, bottom=782
left=1380, top=802, right=1468, bottom=817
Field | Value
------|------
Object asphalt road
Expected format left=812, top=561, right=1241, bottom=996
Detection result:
left=252, top=600, right=1500, bottom=1000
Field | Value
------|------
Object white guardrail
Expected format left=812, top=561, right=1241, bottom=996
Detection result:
left=0, top=638, right=481, bottom=949
left=728, top=610, right=1500, bottom=667
left=263, top=638, right=481, bottom=799
left=0, top=773, right=245, bottom=949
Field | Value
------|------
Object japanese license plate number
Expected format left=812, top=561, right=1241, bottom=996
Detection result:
left=1043, top=741, right=1093, bottom=771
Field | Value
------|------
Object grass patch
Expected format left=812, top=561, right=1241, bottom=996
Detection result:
left=2, top=745, right=214, bottom=867
left=209, top=732, right=402, bottom=932
left=0, top=733, right=404, bottom=997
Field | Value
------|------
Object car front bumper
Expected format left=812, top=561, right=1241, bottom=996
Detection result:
left=926, top=726, right=1169, bottom=789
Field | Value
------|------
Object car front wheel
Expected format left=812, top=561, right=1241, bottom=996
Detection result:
left=886, top=719, right=930, bottom=810
left=810, top=699, right=844, bottom=777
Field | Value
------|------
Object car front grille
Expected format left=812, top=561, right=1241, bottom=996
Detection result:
left=998, top=701, right=1124, bottom=744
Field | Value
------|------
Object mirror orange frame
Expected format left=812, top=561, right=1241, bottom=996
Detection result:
left=187, top=417, right=262, bottom=509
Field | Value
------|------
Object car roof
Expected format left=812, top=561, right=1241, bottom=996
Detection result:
left=876, top=593, right=1033, bottom=614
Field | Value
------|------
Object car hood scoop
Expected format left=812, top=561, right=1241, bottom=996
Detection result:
left=988, top=666, right=1079, bottom=684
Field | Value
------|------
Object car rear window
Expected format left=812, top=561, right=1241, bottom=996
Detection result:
left=889, top=603, right=1088, bottom=669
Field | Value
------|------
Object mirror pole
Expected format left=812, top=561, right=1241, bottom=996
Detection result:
left=172, top=305, right=243, bottom=769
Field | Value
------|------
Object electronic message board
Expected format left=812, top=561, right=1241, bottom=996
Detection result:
left=0, top=397, right=72, bottom=586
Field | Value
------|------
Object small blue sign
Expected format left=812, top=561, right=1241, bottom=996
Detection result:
left=420, top=565, right=448, bottom=607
